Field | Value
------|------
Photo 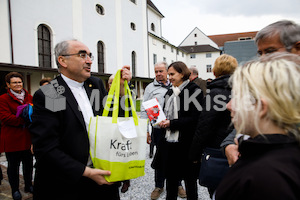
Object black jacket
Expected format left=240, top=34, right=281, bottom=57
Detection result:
left=151, top=82, right=203, bottom=173
left=215, top=134, right=300, bottom=200
left=30, top=75, right=119, bottom=200
left=190, top=75, right=233, bottom=161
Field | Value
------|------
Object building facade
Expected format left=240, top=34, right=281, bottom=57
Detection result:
left=0, top=0, right=258, bottom=98
left=179, top=27, right=221, bottom=80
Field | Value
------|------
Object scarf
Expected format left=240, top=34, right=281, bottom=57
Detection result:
left=10, top=89, right=25, bottom=103
left=164, top=80, right=189, bottom=142
left=159, top=79, right=171, bottom=89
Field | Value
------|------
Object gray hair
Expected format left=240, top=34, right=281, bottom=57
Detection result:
left=255, top=20, right=300, bottom=52
left=189, top=67, right=199, bottom=75
left=108, top=74, right=114, bottom=82
left=54, top=39, right=77, bottom=69
left=155, top=61, right=168, bottom=70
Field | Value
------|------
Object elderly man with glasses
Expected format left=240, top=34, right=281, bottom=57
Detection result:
left=256, top=20, right=300, bottom=56
left=221, top=20, right=300, bottom=167
left=30, top=39, right=131, bottom=200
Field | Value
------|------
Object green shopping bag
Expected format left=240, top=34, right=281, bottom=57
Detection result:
left=88, top=69, right=147, bottom=182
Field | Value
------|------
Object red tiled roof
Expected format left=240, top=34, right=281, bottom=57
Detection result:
left=179, top=45, right=221, bottom=53
left=208, top=32, right=258, bottom=47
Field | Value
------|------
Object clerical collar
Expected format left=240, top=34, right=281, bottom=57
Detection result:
left=61, top=74, right=84, bottom=88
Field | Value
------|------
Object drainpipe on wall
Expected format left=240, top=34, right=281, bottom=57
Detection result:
left=8, top=0, right=14, bottom=64
left=146, top=5, right=150, bottom=78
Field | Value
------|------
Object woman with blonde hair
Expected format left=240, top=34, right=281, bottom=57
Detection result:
left=215, top=52, right=300, bottom=200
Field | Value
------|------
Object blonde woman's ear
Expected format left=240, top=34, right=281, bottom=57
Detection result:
left=259, top=98, right=269, bottom=119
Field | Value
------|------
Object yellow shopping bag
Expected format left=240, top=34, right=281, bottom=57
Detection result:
left=88, top=69, right=147, bottom=182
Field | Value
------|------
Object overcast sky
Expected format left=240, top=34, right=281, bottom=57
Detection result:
left=150, top=0, right=300, bottom=46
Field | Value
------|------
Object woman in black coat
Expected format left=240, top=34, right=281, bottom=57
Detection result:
left=190, top=54, right=238, bottom=197
left=215, top=52, right=300, bottom=200
left=152, top=61, right=203, bottom=200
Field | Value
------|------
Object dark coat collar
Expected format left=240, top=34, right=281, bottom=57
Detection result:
left=239, top=134, right=298, bottom=157
left=56, top=75, right=94, bottom=131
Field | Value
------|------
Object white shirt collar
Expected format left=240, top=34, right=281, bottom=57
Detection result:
left=61, top=74, right=84, bottom=88
left=60, top=74, right=94, bottom=167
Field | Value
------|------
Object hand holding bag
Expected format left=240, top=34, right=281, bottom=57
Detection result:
left=199, top=147, right=229, bottom=188
left=88, top=69, right=147, bottom=182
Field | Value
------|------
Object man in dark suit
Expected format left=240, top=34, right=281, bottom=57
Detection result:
left=189, top=67, right=207, bottom=96
left=30, top=39, right=131, bottom=200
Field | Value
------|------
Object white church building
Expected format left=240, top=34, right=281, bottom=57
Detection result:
left=0, top=0, right=220, bottom=97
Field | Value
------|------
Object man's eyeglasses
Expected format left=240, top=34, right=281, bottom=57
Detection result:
left=62, top=51, right=94, bottom=61
left=257, top=47, right=285, bottom=57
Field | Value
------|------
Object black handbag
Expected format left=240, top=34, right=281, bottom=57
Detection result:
left=199, top=147, right=229, bottom=188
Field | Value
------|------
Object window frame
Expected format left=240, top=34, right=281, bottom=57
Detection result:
left=206, top=64, right=212, bottom=73
left=95, top=4, right=105, bottom=15
left=130, top=22, right=136, bottom=31
left=153, top=54, right=157, bottom=65
left=131, top=51, right=136, bottom=77
left=97, top=41, right=105, bottom=73
left=38, top=24, right=52, bottom=68
left=151, top=23, right=155, bottom=32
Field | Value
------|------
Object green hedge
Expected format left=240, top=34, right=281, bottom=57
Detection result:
left=135, top=99, right=141, bottom=112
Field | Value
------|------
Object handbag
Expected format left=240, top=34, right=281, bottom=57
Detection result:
left=199, top=147, right=229, bottom=188
left=88, top=69, right=147, bottom=182
left=16, top=103, right=33, bottom=123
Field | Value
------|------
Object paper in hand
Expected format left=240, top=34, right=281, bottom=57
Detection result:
left=142, top=98, right=166, bottom=126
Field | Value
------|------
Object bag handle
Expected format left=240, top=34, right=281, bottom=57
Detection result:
left=88, top=115, right=99, bottom=164
left=102, top=70, right=120, bottom=121
left=102, top=69, right=138, bottom=125
left=124, top=79, right=138, bottom=125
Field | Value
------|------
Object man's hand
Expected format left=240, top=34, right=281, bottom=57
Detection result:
left=225, top=138, right=240, bottom=166
left=121, top=65, right=132, bottom=83
left=147, top=132, right=151, bottom=144
left=120, top=66, right=132, bottom=96
left=83, top=167, right=114, bottom=185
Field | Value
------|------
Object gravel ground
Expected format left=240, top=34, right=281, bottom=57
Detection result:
left=0, top=145, right=211, bottom=200
left=119, top=145, right=211, bottom=200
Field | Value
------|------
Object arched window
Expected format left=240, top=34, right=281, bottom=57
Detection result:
left=151, top=23, right=155, bottom=32
left=96, top=4, right=104, bottom=15
left=131, top=51, right=136, bottom=77
left=97, top=41, right=105, bottom=73
left=38, top=24, right=52, bottom=68
left=130, top=22, right=136, bottom=31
